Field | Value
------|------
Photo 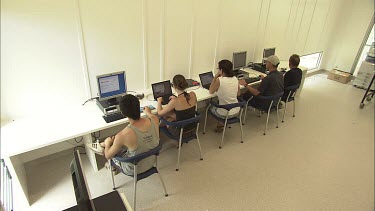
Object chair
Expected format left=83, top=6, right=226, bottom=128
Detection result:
left=281, top=84, right=300, bottom=122
left=203, top=99, right=246, bottom=148
left=159, top=112, right=203, bottom=171
left=243, top=92, right=283, bottom=135
left=109, top=143, right=168, bottom=211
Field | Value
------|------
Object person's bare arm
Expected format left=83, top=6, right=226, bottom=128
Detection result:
left=239, top=79, right=261, bottom=96
left=157, top=97, right=177, bottom=116
left=247, top=86, right=261, bottom=96
left=144, top=106, right=160, bottom=138
left=103, top=136, right=123, bottom=160
left=209, top=73, right=221, bottom=94
left=237, top=84, right=241, bottom=96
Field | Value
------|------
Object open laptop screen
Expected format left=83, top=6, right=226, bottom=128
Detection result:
left=151, top=80, right=173, bottom=100
left=199, top=72, right=214, bottom=87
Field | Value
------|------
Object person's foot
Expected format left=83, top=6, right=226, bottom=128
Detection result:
left=85, top=140, right=104, bottom=155
left=214, top=124, right=224, bottom=133
left=105, top=162, right=119, bottom=175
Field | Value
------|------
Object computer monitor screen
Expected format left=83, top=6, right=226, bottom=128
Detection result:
left=151, top=80, right=173, bottom=100
left=263, top=48, right=276, bottom=59
left=233, top=51, right=247, bottom=70
left=97, top=71, right=127, bottom=100
left=70, top=150, right=95, bottom=211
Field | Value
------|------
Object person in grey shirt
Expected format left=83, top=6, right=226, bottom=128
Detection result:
left=87, top=94, right=159, bottom=175
left=240, top=55, right=284, bottom=109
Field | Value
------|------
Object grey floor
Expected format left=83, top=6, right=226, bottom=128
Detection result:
left=23, top=73, right=374, bottom=211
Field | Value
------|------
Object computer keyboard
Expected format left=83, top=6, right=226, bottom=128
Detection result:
left=103, top=113, right=125, bottom=123
left=245, top=77, right=261, bottom=84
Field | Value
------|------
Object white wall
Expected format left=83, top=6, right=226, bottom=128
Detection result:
left=320, top=0, right=374, bottom=72
left=1, top=0, right=373, bottom=121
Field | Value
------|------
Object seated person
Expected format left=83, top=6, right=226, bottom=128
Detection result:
left=87, top=94, right=159, bottom=175
left=240, top=55, right=284, bottom=109
left=157, top=74, right=197, bottom=138
left=209, top=59, right=240, bottom=132
left=283, top=54, right=302, bottom=99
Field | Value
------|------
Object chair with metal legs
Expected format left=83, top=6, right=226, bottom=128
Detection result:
left=203, top=98, right=246, bottom=148
left=159, top=112, right=203, bottom=171
left=243, top=92, right=284, bottom=135
left=109, top=143, right=168, bottom=211
left=281, top=83, right=300, bottom=122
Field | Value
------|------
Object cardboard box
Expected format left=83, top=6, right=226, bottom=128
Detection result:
left=327, top=69, right=352, bottom=84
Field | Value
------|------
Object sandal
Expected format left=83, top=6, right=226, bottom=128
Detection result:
left=85, top=140, right=104, bottom=155
left=214, top=124, right=224, bottom=133
left=105, top=162, right=119, bottom=175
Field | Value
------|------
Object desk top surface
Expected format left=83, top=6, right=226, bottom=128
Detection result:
left=1, top=68, right=264, bottom=157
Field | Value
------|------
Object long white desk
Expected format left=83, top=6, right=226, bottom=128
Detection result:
left=0, top=68, right=267, bottom=206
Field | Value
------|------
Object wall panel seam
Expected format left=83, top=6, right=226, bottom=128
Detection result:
left=142, top=0, right=148, bottom=89
left=74, top=0, right=92, bottom=98
left=302, top=0, right=318, bottom=53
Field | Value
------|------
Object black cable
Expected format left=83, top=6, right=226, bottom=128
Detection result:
left=146, top=93, right=154, bottom=101
left=82, top=97, right=98, bottom=106
left=91, top=131, right=101, bottom=140
left=73, top=146, right=86, bottom=154
left=74, top=137, right=83, bottom=144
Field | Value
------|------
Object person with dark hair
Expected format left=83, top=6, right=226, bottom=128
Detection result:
left=157, top=74, right=197, bottom=137
left=209, top=59, right=240, bottom=132
left=240, top=55, right=284, bottom=109
left=284, top=54, right=302, bottom=87
left=86, top=94, right=159, bottom=175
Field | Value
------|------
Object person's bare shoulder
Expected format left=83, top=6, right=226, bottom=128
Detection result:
left=117, top=127, right=135, bottom=145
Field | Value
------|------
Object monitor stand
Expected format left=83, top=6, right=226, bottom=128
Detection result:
left=96, top=97, right=121, bottom=115
left=106, top=98, right=119, bottom=106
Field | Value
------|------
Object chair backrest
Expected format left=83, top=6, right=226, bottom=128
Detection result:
left=257, top=92, right=284, bottom=107
left=113, top=143, right=163, bottom=165
left=284, top=83, right=300, bottom=98
left=159, top=112, right=201, bottom=128
left=210, top=98, right=246, bottom=111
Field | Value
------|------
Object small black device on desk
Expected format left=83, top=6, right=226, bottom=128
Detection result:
left=244, top=77, right=261, bottom=84
left=252, top=63, right=267, bottom=73
left=103, top=112, right=124, bottom=123
left=151, top=80, right=173, bottom=105
left=186, top=79, right=200, bottom=87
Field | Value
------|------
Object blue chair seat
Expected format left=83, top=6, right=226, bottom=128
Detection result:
left=159, top=112, right=203, bottom=171
left=159, top=126, right=197, bottom=143
left=109, top=143, right=168, bottom=210
left=111, top=160, right=158, bottom=182
left=281, top=83, right=300, bottom=122
left=207, top=109, right=241, bottom=124
left=203, top=98, right=246, bottom=148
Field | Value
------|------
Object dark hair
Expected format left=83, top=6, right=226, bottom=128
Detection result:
left=218, top=60, right=234, bottom=77
left=173, top=74, right=188, bottom=90
left=289, top=54, right=300, bottom=67
left=172, top=74, right=191, bottom=105
left=119, top=94, right=140, bottom=120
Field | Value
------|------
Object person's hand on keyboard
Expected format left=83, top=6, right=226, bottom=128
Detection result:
left=259, top=75, right=265, bottom=80
left=238, top=79, right=247, bottom=86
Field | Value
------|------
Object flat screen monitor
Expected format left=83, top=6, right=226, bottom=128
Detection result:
left=70, top=150, right=96, bottom=211
left=96, top=71, right=127, bottom=102
left=263, top=48, right=276, bottom=59
left=232, top=51, right=247, bottom=70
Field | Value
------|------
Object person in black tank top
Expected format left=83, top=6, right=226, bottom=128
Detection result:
left=156, top=74, right=197, bottom=138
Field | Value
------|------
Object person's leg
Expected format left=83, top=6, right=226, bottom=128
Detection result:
left=210, top=107, right=225, bottom=132
left=243, top=91, right=254, bottom=102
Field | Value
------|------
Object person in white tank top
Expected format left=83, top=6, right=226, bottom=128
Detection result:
left=209, top=60, right=241, bottom=132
